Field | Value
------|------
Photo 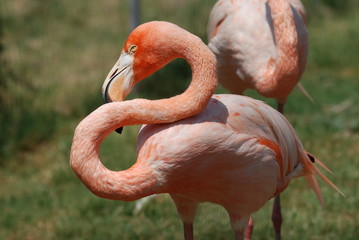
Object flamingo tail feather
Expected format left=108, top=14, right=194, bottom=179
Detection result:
left=304, top=152, right=344, bottom=206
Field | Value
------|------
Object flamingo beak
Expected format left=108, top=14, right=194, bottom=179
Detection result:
left=102, top=53, right=134, bottom=134
left=102, top=53, right=134, bottom=103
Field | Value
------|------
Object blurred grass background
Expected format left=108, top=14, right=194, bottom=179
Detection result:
left=1, top=0, right=358, bottom=239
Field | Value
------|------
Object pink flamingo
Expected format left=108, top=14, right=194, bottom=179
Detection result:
left=208, top=0, right=309, bottom=238
left=207, top=0, right=309, bottom=114
left=70, top=21, right=341, bottom=240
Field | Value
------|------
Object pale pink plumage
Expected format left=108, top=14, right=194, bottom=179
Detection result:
left=70, top=21, right=341, bottom=240
left=207, top=0, right=308, bottom=111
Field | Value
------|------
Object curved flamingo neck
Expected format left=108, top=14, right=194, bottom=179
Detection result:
left=71, top=97, right=214, bottom=200
left=128, top=21, right=217, bottom=123
left=153, top=34, right=218, bottom=122
left=70, top=104, right=161, bottom=201
left=256, top=0, right=301, bottom=102
left=70, top=23, right=218, bottom=200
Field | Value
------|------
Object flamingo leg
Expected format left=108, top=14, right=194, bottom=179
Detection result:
left=229, top=214, right=249, bottom=240
left=235, top=230, right=244, bottom=240
left=272, top=195, right=282, bottom=240
left=183, top=222, right=194, bottom=240
left=244, top=216, right=253, bottom=240
left=273, top=101, right=284, bottom=240
left=277, top=102, right=285, bottom=114
left=171, top=194, right=198, bottom=240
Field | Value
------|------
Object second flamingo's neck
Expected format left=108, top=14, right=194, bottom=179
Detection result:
left=256, top=0, right=305, bottom=101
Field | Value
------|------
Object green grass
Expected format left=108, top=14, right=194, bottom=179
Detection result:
left=1, top=1, right=359, bottom=239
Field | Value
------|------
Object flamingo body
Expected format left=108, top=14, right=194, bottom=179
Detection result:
left=137, top=94, right=302, bottom=211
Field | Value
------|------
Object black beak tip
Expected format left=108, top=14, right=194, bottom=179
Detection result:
left=115, top=127, right=123, bottom=134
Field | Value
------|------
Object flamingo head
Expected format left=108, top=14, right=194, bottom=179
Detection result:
left=102, top=21, right=191, bottom=103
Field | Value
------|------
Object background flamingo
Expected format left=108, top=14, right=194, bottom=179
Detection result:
left=70, top=21, right=342, bottom=240
left=208, top=0, right=309, bottom=238
left=207, top=0, right=309, bottom=113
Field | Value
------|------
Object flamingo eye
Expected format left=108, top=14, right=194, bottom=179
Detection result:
left=128, top=45, right=137, bottom=54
